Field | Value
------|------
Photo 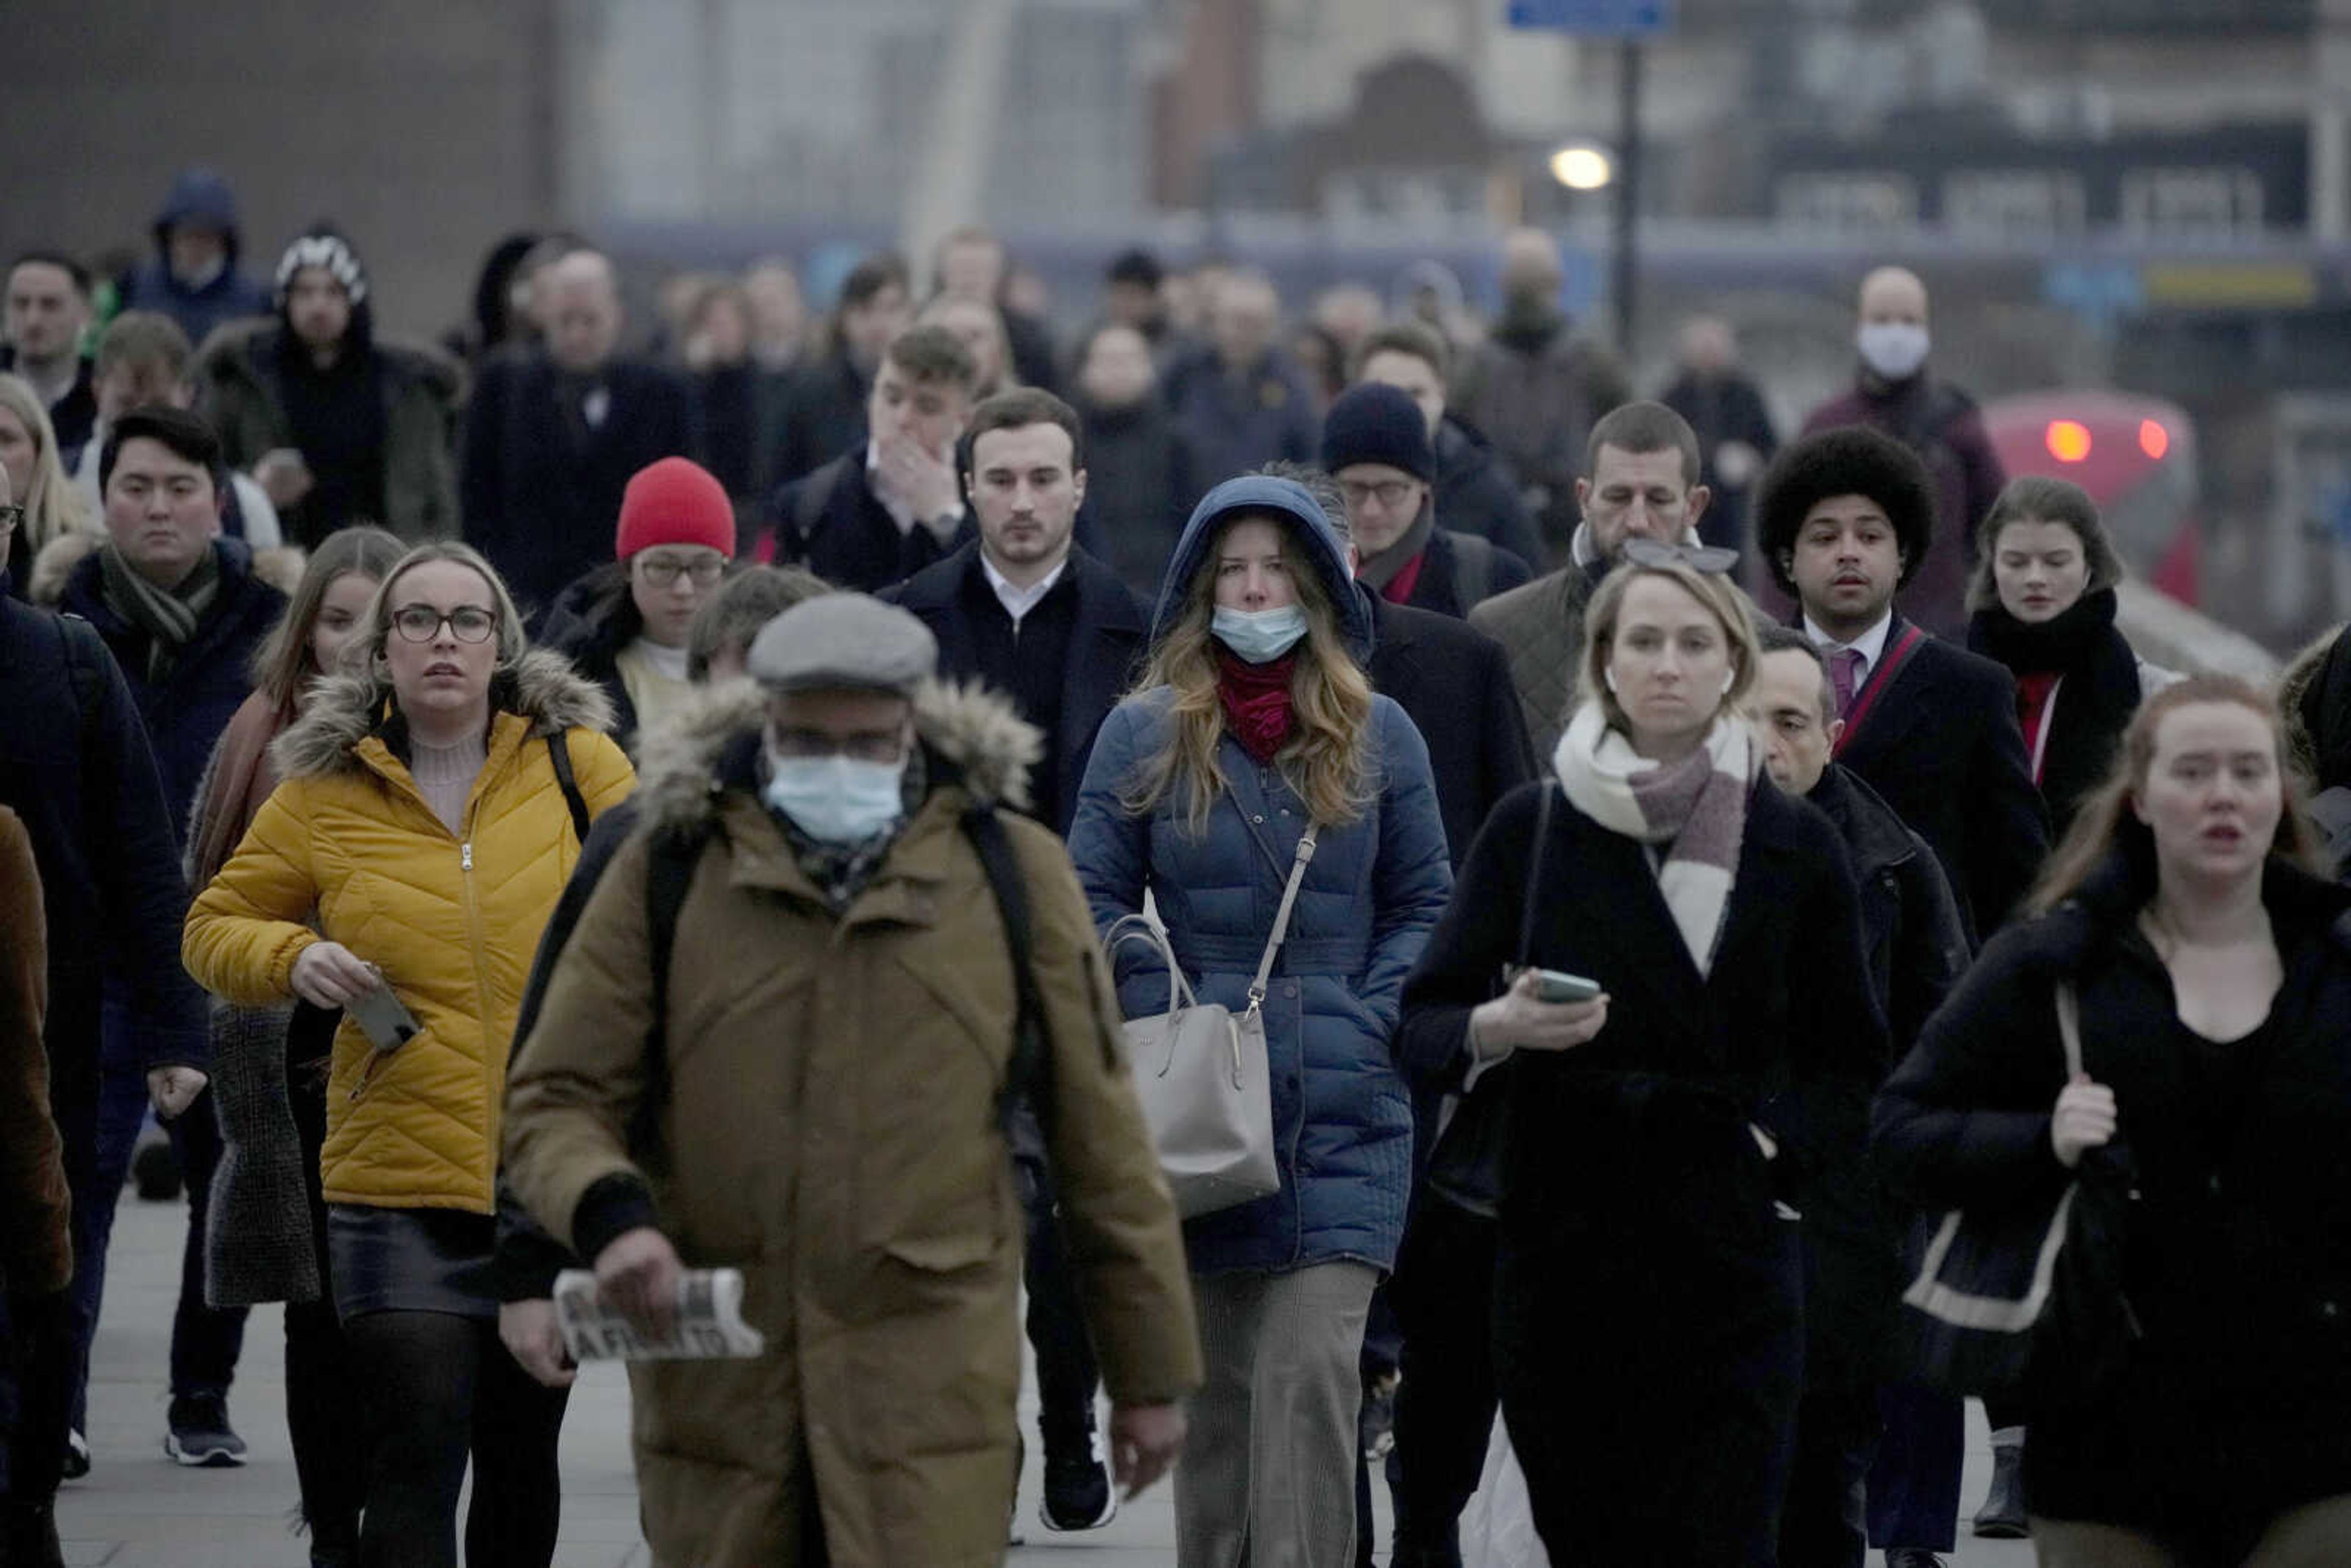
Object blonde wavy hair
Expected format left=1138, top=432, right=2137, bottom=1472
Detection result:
left=0, top=373, right=95, bottom=554
left=1120, top=514, right=1374, bottom=835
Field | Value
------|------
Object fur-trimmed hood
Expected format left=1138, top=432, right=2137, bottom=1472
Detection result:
left=270, top=647, right=617, bottom=780
left=629, top=676, right=1043, bottom=836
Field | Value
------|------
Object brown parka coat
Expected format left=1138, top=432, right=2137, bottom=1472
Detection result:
left=501, top=680, right=1201, bottom=1568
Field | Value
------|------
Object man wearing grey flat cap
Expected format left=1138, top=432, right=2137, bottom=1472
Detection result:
left=502, top=594, right=1201, bottom=1567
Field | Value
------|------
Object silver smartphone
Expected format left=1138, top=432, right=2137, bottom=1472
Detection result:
left=1530, top=969, right=1601, bottom=1005
left=348, top=969, right=421, bottom=1053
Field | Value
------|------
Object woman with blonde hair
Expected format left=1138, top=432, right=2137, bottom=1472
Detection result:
left=0, top=372, right=96, bottom=597
left=1877, top=677, right=2351, bottom=1566
left=1068, top=475, right=1453, bottom=1566
left=1398, top=544, right=1885, bottom=1563
left=184, top=540, right=633, bottom=1568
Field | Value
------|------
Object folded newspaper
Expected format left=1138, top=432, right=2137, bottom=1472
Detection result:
left=552, top=1267, right=767, bottom=1362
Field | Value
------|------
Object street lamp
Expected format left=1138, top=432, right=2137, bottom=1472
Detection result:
left=1550, top=144, right=1614, bottom=192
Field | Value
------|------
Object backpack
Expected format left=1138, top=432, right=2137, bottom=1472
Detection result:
left=624, top=800, right=1053, bottom=1161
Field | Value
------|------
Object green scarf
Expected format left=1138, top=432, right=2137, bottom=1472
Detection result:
left=99, top=541, right=222, bottom=684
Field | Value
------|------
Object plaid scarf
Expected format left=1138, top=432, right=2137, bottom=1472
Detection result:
left=1553, top=699, right=1755, bottom=976
left=99, top=540, right=222, bottom=683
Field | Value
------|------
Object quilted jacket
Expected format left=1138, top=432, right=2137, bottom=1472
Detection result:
left=182, top=650, right=634, bottom=1213
left=1068, top=476, right=1455, bottom=1275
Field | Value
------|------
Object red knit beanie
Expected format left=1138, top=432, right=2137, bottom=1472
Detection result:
left=614, top=457, right=736, bottom=561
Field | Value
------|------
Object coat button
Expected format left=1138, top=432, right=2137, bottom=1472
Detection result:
left=1283, top=979, right=1297, bottom=997
left=2325, top=1301, right=2341, bottom=1320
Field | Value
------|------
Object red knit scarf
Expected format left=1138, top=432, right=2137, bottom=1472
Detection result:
left=1217, top=648, right=1299, bottom=763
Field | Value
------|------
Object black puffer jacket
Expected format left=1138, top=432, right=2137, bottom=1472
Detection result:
left=1874, top=853, right=2351, bottom=1399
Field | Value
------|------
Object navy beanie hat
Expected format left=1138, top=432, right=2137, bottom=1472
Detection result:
left=1320, top=382, right=1434, bottom=483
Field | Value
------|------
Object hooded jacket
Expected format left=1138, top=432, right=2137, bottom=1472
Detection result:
left=1070, top=476, right=1455, bottom=1275
left=2288, top=623, right=2351, bottom=877
left=502, top=680, right=1201, bottom=1567
left=121, top=170, right=273, bottom=348
left=196, top=317, right=463, bottom=545
left=181, top=650, right=634, bottom=1214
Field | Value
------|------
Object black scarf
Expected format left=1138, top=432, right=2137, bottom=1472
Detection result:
left=1969, top=586, right=2143, bottom=834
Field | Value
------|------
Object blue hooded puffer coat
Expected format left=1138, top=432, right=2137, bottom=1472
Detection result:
left=1068, top=476, right=1455, bottom=1275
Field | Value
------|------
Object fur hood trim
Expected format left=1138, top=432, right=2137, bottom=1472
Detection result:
left=632, top=677, right=1042, bottom=835
left=270, top=648, right=618, bottom=779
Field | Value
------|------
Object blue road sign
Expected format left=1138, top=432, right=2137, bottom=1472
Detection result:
left=1505, top=0, right=1671, bottom=34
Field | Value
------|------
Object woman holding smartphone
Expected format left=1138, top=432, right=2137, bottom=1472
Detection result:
left=1397, top=545, right=1885, bottom=1564
left=184, top=541, right=633, bottom=1568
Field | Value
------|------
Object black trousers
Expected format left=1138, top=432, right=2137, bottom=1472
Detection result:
left=1781, top=1384, right=1878, bottom=1568
left=162, top=1084, right=249, bottom=1400
left=0, top=1287, right=72, bottom=1504
left=285, top=1047, right=364, bottom=1552
left=1384, top=1198, right=1501, bottom=1562
left=1018, top=1154, right=1101, bottom=1455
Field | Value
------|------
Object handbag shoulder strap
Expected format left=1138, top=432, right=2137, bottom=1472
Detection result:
left=1518, top=783, right=1557, bottom=970
left=2056, top=980, right=2083, bottom=1079
left=1247, top=825, right=1321, bottom=1008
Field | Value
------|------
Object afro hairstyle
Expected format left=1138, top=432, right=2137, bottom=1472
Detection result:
left=1752, top=425, right=1937, bottom=599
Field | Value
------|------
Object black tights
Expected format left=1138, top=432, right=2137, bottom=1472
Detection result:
left=343, top=1309, right=569, bottom=1568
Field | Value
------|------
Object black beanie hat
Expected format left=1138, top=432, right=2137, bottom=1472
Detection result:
left=1752, top=424, right=1937, bottom=597
left=1320, top=382, right=1434, bottom=483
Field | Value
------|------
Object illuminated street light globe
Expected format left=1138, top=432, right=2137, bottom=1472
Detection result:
left=1549, top=145, right=1614, bottom=191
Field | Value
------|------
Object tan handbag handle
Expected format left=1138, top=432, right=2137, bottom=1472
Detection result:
left=1246, top=825, right=1321, bottom=1013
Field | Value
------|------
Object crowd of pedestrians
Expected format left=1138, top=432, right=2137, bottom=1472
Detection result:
left=2, top=163, right=2350, bottom=1568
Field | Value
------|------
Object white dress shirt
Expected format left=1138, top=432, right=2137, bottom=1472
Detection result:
left=980, top=550, right=1070, bottom=628
left=1803, top=609, right=1894, bottom=685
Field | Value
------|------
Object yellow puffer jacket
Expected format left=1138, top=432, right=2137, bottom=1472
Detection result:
left=183, top=650, right=634, bottom=1213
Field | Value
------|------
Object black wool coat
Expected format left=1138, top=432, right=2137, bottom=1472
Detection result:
left=1395, top=526, right=1533, bottom=621
left=459, top=348, right=694, bottom=619
left=1365, top=594, right=1536, bottom=874
left=885, top=543, right=1148, bottom=838
left=1433, top=416, right=1547, bottom=573
left=1398, top=772, right=1886, bottom=1557
left=1831, top=614, right=2051, bottom=946
left=1873, top=856, right=2351, bottom=1409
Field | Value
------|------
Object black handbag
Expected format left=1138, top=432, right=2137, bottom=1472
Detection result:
left=1894, top=981, right=2139, bottom=1411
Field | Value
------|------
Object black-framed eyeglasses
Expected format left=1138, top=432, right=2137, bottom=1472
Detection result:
left=390, top=604, right=499, bottom=643
left=1622, top=538, right=1739, bottom=574
left=0, top=505, right=23, bottom=531
left=1337, top=478, right=1419, bottom=511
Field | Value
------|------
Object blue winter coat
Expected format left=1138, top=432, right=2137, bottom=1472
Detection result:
left=1067, top=476, right=1455, bottom=1276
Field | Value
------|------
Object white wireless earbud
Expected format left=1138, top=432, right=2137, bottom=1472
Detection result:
left=1721, top=669, right=1737, bottom=696
left=1603, top=666, right=1619, bottom=694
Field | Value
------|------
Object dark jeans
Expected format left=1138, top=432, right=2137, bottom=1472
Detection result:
left=1384, top=1199, right=1500, bottom=1564
left=287, top=1048, right=362, bottom=1551
left=343, top=1309, right=568, bottom=1568
left=61, top=1019, right=151, bottom=1433
left=0, top=1289, right=73, bottom=1502
left=162, top=1084, right=249, bottom=1400
left=1017, top=1155, right=1100, bottom=1456
left=1868, top=1384, right=1964, bottom=1552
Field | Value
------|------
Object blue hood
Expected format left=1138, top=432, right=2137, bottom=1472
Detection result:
left=1150, top=475, right=1373, bottom=662
left=152, top=168, right=244, bottom=264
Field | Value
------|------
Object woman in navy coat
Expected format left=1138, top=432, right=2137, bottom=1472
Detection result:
left=1068, top=475, right=1453, bottom=1568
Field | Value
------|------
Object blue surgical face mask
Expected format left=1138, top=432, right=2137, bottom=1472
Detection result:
left=761, top=752, right=907, bottom=846
left=1210, top=604, right=1309, bottom=664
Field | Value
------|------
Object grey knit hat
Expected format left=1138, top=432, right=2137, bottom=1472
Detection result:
left=748, top=593, right=937, bottom=696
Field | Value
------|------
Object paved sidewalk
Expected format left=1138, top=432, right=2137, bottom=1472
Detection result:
left=54, top=1194, right=2036, bottom=1565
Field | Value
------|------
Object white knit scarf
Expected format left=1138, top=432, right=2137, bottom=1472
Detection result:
left=1553, top=699, right=1755, bottom=976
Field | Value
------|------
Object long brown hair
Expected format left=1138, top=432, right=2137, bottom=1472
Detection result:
left=1119, top=514, right=1374, bottom=835
left=250, top=527, right=407, bottom=710
left=1966, top=475, right=2126, bottom=615
left=2028, top=674, right=2331, bottom=916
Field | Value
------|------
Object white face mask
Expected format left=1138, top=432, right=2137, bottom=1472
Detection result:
left=1211, top=604, right=1310, bottom=664
left=761, top=752, right=906, bottom=846
left=1856, top=321, right=1930, bottom=381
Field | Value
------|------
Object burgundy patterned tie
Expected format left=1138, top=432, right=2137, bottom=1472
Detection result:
left=1831, top=647, right=1865, bottom=718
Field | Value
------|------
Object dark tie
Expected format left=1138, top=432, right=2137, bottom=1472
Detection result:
left=1831, top=647, right=1865, bottom=717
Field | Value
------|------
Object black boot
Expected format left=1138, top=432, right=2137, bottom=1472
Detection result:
left=1971, top=1436, right=2029, bottom=1539
left=2, top=1498, right=67, bottom=1568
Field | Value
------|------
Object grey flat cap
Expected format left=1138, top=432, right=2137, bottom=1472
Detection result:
left=746, top=593, right=937, bottom=695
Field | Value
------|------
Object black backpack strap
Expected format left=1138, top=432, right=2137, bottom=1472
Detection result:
left=961, top=804, right=1052, bottom=1142
left=1450, top=531, right=1496, bottom=610
left=544, top=732, right=591, bottom=846
left=629, top=817, right=711, bottom=1161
